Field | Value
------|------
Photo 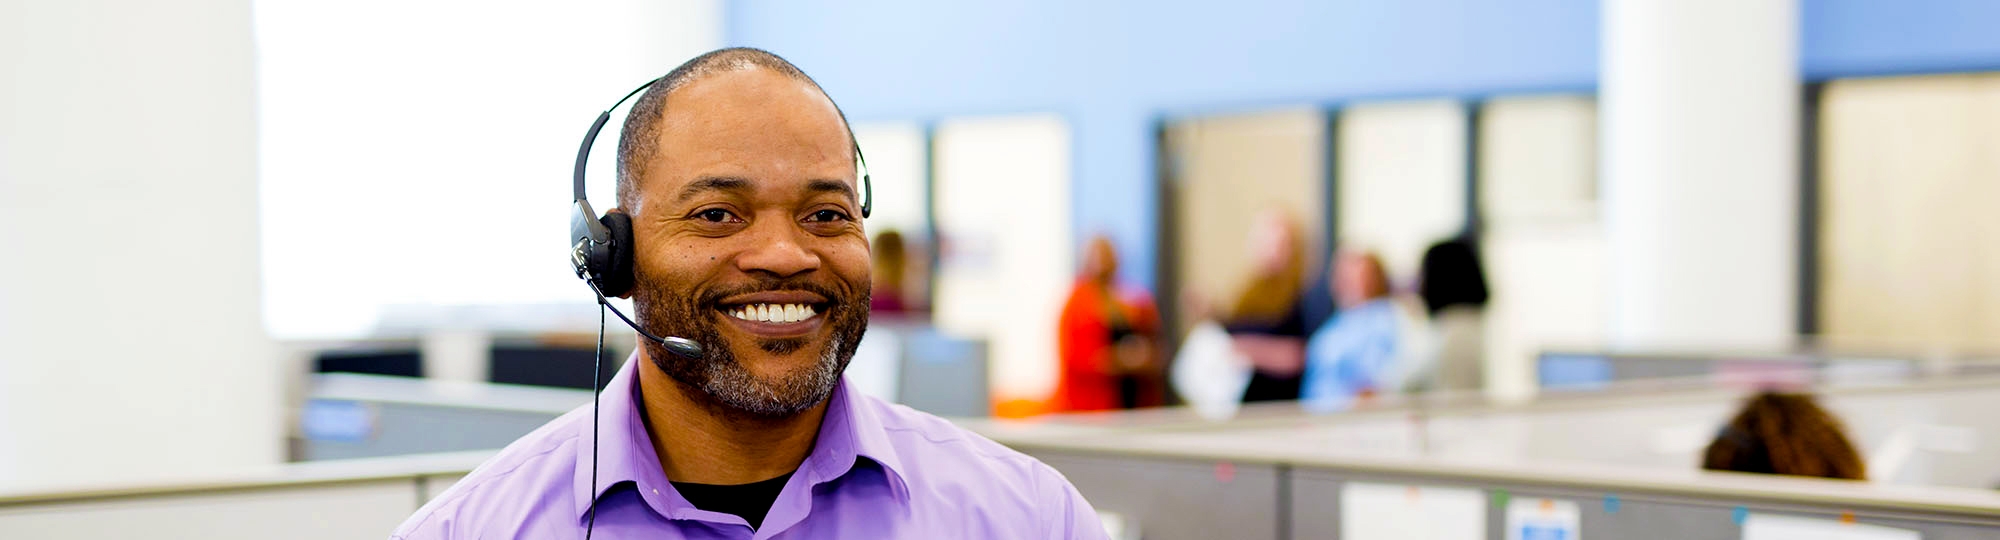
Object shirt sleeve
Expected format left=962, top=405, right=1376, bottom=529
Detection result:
left=1036, top=462, right=1111, bottom=540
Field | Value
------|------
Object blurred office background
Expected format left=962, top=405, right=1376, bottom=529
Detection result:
left=6, top=0, right=2000, bottom=537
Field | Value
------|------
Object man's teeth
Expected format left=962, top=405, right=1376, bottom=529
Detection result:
left=727, top=303, right=818, bottom=323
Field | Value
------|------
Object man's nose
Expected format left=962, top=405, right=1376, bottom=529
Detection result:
left=734, top=217, right=822, bottom=278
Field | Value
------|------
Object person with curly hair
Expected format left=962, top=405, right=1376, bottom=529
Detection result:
left=1702, top=391, right=1868, bottom=480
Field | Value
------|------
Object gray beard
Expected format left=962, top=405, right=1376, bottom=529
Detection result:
left=685, top=334, right=847, bottom=417
left=634, top=272, right=868, bottom=419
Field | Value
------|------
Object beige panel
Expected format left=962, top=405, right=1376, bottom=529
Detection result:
left=1337, top=100, right=1469, bottom=280
left=1819, top=73, right=2000, bottom=348
left=0, top=480, right=416, bottom=540
left=1166, top=108, right=1328, bottom=323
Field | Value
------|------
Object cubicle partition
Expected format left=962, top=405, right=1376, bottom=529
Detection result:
left=982, top=374, right=2000, bottom=540
left=0, top=452, right=483, bottom=539
left=14, top=356, right=2000, bottom=538
left=1007, top=435, right=2000, bottom=540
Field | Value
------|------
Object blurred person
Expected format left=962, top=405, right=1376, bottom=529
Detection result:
left=1221, top=211, right=1312, bottom=402
left=1415, top=238, right=1489, bottom=393
left=869, top=229, right=910, bottom=315
left=1703, top=391, right=1867, bottom=480
left=393, top=48, right=1104, bottom=539
left=1299, top=250, right=1427, bottom=410
left=1056, top=235, right=1161, bottom=411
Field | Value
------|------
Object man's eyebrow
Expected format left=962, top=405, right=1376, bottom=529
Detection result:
left=805, top=179, right=858, bottom=205
left=676, top=177, right=753, bottom=202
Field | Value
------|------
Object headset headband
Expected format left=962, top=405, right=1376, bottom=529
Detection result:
left=571, top=77, right=873, bottom=220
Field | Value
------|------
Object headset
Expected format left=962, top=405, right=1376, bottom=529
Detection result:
left=568, top=76, right=873, bottom=537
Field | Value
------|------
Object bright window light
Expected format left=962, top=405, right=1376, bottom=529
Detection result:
left=254, top=0, right=716, bottom=339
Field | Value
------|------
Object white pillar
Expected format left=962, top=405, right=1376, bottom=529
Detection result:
left=1600, top=0, right=1800, bottom=349
left=0, top=0, right=279, bottom=488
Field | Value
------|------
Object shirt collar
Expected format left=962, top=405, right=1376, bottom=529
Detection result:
left=805, top=375, right=910, bottom=500
left=569, top=351, right=911, bottom=520
left=571, top=351, right=672, bottom=520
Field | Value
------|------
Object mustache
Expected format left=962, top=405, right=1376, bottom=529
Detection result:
left=693, top=277, right=857, bottom=309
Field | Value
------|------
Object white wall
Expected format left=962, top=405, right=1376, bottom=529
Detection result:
left=1600, top=0, right=1800, bottom=350
left=853, top=122, right=931, bottom=240
left=1337, top=100, right=1469, bottom=281
left=1478, top=95, right=1606, bottom=401
left=931, top=115, right=1072, bottom=405
left=0, top=0, right=279, bottom=488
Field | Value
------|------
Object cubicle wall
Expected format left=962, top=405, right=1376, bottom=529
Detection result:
left=0, top=453, right=481, bottom=540
left=993, top=374, right=2000, bottom=540
left=14, top=376, right=2000, bottom=539
left=1018, top=442, right=2000, bottom=540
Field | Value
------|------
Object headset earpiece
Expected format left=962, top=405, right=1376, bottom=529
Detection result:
left=594, top=211, right=637, bottom=297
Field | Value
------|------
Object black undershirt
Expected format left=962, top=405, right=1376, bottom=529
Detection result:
left=671, top=471, right=794, bottom=530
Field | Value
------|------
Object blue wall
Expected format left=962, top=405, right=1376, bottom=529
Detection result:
left=726, top=0, right=1598, bottom=289
left=1804, top=0, right=2000, bottom=79
left=727, top=0, right=2000, bottom=289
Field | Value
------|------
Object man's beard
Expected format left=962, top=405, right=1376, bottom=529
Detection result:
left=633, top=270, right=869, bottom=418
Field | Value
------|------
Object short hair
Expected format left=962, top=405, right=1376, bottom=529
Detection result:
left=615, top=47, right=854, bottom=211
left=1417, top=238, right=1489, bottom=315
left=1702, top=391, right=1867, bottom=480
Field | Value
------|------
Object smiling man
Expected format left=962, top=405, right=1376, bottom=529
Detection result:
left=391, top=48, right=1106, bottom=539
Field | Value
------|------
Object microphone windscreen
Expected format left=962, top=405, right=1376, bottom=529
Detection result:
left=660, top=336, right=705, bottom=359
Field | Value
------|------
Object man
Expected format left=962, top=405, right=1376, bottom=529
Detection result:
left=392, top=48, right=1105, bottom=539
left=1055, top=235, right=1159, bottom=411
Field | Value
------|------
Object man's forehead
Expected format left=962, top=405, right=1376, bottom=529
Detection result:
left=658, top=69, right=848, bottom=145
left=646, top=69, right=856, bottom=185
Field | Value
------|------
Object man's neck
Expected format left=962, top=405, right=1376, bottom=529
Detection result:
left=635, top=351, right=830, bottom=486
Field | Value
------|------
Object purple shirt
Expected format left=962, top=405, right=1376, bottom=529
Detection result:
left=391, top=352, right=1106, bottom=539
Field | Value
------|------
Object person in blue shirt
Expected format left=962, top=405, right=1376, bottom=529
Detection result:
left=1300, top=250, right=1422, bottom=412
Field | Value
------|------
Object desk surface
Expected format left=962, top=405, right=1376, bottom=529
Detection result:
left=311, top=373, right=592, bottom=414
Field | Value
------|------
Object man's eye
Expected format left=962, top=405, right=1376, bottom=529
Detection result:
left=807, top=209, right=852, bottom=223
left=696, top=209, right=736, bottom=223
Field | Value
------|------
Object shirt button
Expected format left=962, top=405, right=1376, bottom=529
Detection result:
left=652, top=488, right=659, bottom=494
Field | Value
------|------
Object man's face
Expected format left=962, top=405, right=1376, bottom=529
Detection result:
left=626, top=68, right=870, bottom=417
left=1084, top=237, right=1118, bottom=284
left=1333, top=251, right=1385, bottom=308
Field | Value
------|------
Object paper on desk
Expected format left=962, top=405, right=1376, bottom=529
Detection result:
left=1170, top=321, right=1252, bottom=421
left=1341, top=482, right=1485, bottom=540
left=1742, top=514, right=1919, bottom=540
left=1098, top=511, right=1139, bottom=540
left=1505, top=498, right=1580, bottom=540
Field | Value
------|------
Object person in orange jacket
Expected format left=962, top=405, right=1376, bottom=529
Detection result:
left=1054, top=235, right=1160, bottom=412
